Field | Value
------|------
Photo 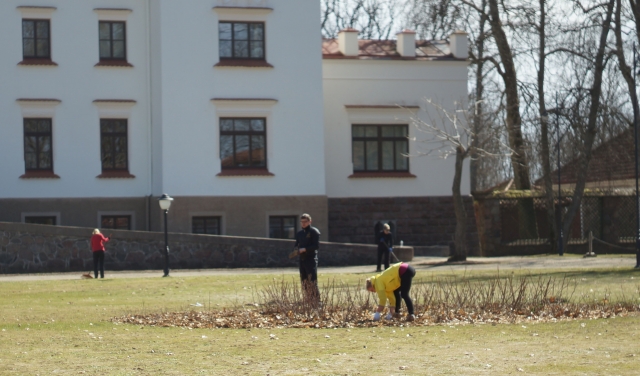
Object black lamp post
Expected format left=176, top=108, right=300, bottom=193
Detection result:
left=556, top=92, right=563, bottom=256
left=158, top=194, right=173, bottom=277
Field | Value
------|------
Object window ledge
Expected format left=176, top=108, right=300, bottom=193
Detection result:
left=20, top=171, right=60, bottom=179
left=95, top=60, right=133, bottom=68
left=217, top=169, right=274, bottom=177
left=18, top=59, right=58, bottom=66
left=96, top=171, right=136, bottom=179
left=215, top=60, right=273, bottom=68
left=349, top=172, right=416, bottom=178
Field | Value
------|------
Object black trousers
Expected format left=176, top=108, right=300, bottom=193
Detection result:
left=299, top=258, right=320, bottom=304
left=93, top=251, right=105, bottom=279
left=393, top=264, right=416, bottom=315
left=377, top=244, right=390, bottom=271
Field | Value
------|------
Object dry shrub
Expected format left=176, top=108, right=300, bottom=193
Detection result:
left=112, top=274, right=640, bottom=329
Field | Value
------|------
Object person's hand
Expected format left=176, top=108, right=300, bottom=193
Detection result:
left=373, top=312, right=381, bottom=321
left=385, top=313, right=393, bottom=320
left=388, top=247, right=392, bottom=253
left=299, top=248, right=306, bottom=253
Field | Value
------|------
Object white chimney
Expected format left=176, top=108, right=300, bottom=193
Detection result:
left=396, top=29, right=416, bottom=58
left=450, top=30, right=468, bottom=59
left=338, top=28, right=359, bottom=57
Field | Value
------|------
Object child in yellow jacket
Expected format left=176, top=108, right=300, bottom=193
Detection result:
left=366, top=262, right=416, bottom=321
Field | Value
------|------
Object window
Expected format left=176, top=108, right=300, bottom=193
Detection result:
left=220, top=118, right=266, bottom=169
left=100, top=119, right=128, bottom=171
left=101, top=215, right=131, bottom=230
left=99, top=21, right=126, bottom=60
left=269, top=216, right=297, bottom=239
left=219, top=22, right=264, bottom=59
left=22, top=19, right=50, bottom=59
left=352, top=125, right=408, bottom=172
left=25, top=216, right=56, bottom=225
left=24, top=118, right=53, bottom=171
left=192, top=217, right=221, bottom=235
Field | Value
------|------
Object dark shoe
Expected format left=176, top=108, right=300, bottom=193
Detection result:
left=375, top=269, right=381, bottom=272
left=406, top=314, right=416, bottom=322
left=635, top=265, right=640, bottom=269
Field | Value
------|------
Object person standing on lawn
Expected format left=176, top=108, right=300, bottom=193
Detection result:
left=90, top=229, right=110, bottom=279
left=293, top=213, right=321, bottom=306
left=376, top=223, right=393, bottom=272
left=366, top=262, right=416, bottom=321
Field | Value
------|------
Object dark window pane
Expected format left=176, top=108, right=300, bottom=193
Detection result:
left=220, top=135, right=234, bottom=167
left=192, top=218, right=204, bottom=234
left=36, top=39, right=49, bottom=57
left=381, top=126, right=395, bottom=137
left=112, top=23, right=124, bottom=40
left=101, top=216, right=131, bottom=230
left=250, top=41, right=264, bottom=58
left=192, top=217, right=220, bottom=235
left=353, top=126, right=365, bottom=137
left=251, top=119, right=265, bottom=132
left=396, top=141, right=408, bottom=170
left=115, top=120, right=127, bottom=133
left=36, top=21, right=49, bottom=38
left=219, top=41, right=232, bottom=58
left=366, top=141, right=378, bottom=170
left=233, top=23, right=248, bottom=40
left=250, top=24, right=263, bottom=40
left=365, top=127, right=377, bottom=138
left=23, top=39, right=35, bottom=56
left=269, top=216, right=296, bottom=239
left=24, top=136, right=37, bottom=153
left=38, top=119, right=51, bottom=132
left=25, top=153, right=37, bottom=169
left=234, top=41, right=248, bottom=58
left=115, top=217, right=130, bottom=230
left=382, top=141, right=394, bottom=170
left=396, top=126, right=408, bottom=137
left=220, top=119, right=233, bottom=131
left=251, top=135, right=265, bottom=166
left=40, top=136, right=51, bottom=153
left=23, top=21, right=34, bottom=38
left=24, top=120, right=38, bottom=133
left=112, top=41, right=125, bottom=58
left=205, top=219, right=219, bottom=234
left=38, top=153, right=52, bottom=169
left=219, top=23, right=232, bottom=40
left=235, top=135, right=250, bottom=166
left=234, top=119, right=250, bottom=131
left=99, top=22, right=111, bottom=39
left=353, top=141, right=365, bottom=171
left=101, top=121, right=114, bottom=133
left=99, top=41, right=111, bottom=58
left=101, top=217, right=114, bottom=228
left=25, top=216, right=56, bottom=225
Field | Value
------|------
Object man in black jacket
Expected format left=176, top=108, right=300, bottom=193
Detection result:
left=376, top=223, right=393, bottom=271
left=294, top=213, right=321, bottom=305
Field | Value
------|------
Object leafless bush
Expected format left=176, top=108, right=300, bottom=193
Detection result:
left=113, top=274, right=640, bottom=329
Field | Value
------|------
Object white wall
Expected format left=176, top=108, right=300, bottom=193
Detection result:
left=323, top=59, right=470, bottom=198
left=156, top=0, right=326, bottom=197
left=0, top=0, right=151, bottom=198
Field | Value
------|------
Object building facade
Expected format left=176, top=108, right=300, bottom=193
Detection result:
left=0, top=0, right=469, bottom=247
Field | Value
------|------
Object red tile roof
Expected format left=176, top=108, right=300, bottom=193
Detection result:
left=322, top=38, right=454, bottom=60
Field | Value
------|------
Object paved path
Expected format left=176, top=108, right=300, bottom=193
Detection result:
left=0, top=254, right=636, bottom=282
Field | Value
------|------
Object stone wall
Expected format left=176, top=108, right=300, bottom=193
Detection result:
left=0, top=222, right=413, bottom=274
left=328, top=196, right=479, bottom=256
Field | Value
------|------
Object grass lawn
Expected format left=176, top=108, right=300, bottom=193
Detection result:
left=1, top=265, right=640, bottom=375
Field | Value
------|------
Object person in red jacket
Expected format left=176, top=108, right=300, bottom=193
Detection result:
left=91, top=229, right=110, bottom=278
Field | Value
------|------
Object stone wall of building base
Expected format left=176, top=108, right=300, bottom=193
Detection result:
left=328, top=196, right=479, bottom=256
left=0, top=222, right=412, bottom=274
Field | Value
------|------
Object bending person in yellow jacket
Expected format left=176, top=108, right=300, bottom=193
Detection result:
left=366, top=262, right=416, bottom=322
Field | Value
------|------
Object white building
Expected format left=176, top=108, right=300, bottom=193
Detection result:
left=0, top=0, right=469, bottom=247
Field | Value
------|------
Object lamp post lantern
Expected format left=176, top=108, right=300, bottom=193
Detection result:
left=158, top=194, right=173, bottom=277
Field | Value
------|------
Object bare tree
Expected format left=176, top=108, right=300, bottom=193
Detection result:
left=321, top=0, right=407, bottom=39
left=411, top=100, right=512, bottom=261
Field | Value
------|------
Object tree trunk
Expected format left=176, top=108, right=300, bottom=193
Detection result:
left=487, top=0, right=537, bottom=239
left=449, top=146, right=468, bottom=262
left=561, top=0, right=615, bottom=250
left=537, top=0, right=558, bottom=253
left=470, top=0, right=488, bottom=193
